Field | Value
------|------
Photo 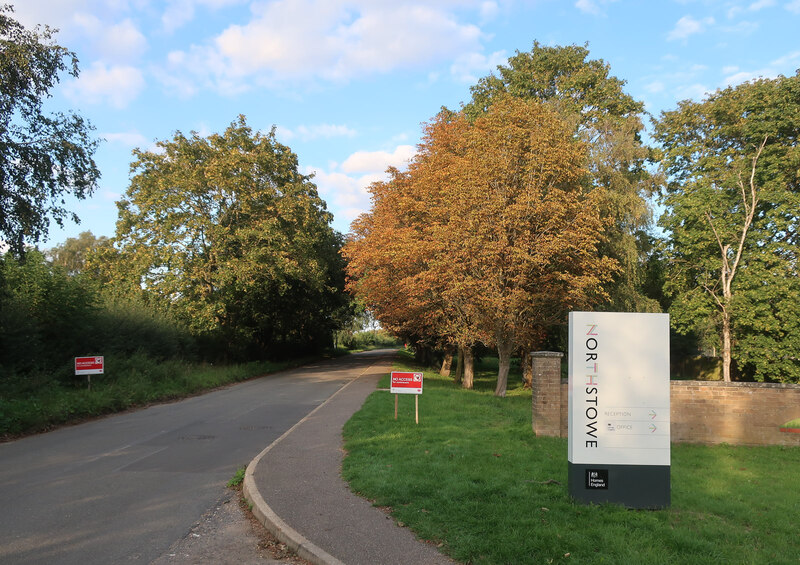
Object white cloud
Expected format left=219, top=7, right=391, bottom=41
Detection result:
left=479, top=1, right=499, bottom=21
left=575, top=0, right=601, bottom=15
left=341, top=145, right=417, bottom=174
left=308, top=167, right=376, bottom=230
left=162, top=0, right=246, bottom=32
left=722, top=69, right=766, bottom=86
left=308, top=143, right=419, bottom=230
left=674, top=82, right=713, bottom=102
left=102, top=131, right=149, bottom=148
left=748, top=0, right=776, bottom=11
left=66, top=62, right=145, bottom=108
left=575, top=0, right=618, bottom=16
left=721, top=20, right=759, bottom=34
left=720, top=50, right=800, bottom=87
left=161, top=1, right=488, bottom=93
left=787, top=0, right=800, bottom=14
left=770, top=50, right=800, bottom=68
left=73, top=16, right=147, bottom=62
left=644, top=81, right=664, bottom=93
left=667, top=15, right=715, bottom=41
left=278, top=124, right=358, bottom=141
left=450, top=50, right=507, bottom=83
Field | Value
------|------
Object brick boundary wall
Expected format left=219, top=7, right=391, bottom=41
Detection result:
left=532, top=353, right=800, bottom=447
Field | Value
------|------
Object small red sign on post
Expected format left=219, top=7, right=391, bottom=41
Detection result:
left=390, top=371, right=423, bottom=394
left=75, top=356, right=104, bottom=375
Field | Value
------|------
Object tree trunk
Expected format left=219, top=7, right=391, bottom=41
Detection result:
left=494, top=336, right=513, bottom=397
left=454, top=347, right=464, bottom=385
left=462, top=346, right=474, bottom=389
left=440, top=345, right=454, bottom=377
left=721, top=307, right=732, bottom=382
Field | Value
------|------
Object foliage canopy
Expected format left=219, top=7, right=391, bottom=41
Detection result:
left=0, top=6, right=99, bottom=256
left=345, top=97, right=615, bottom=395
left=655, top=72, right=800, bottom=383
left=108, top=116, right=349, bottom=358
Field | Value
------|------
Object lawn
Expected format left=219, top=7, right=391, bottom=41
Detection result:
left=342, top=352, right=800, bottom=565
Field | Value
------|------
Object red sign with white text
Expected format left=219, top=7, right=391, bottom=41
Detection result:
left=75, top=356, right=104, bottom=375
left=391, top=371, right=423, bottom=394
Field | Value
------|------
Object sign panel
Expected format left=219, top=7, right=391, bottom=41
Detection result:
left=390, top=371, right=423, bottom=395
left=568, top=312, right=670, bottom=508
left=75, top=356, right=104, bottom=375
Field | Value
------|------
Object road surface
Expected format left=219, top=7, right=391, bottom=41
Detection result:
left=0, top=350, right=393, bottom=564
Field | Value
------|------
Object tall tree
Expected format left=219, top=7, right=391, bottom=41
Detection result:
left=0, top=6, right=100, bottom=257
left=655, top=73, right=800, bottom=383
left=345, top=98, right=616, bottom=395
left=111, top=116, right=347, bottom=358
left=463, top=42, right=657, bottom=313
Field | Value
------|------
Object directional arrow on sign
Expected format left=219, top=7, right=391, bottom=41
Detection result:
left=649, top=409, right=657, bottom=419
left=649, top=423, right=658, bottom=433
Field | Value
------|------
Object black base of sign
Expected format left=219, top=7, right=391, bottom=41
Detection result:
left=568, top=462, right=670, bottom=509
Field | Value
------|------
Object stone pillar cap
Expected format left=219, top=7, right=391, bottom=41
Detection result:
left=529, top=351, right=564, bottom=358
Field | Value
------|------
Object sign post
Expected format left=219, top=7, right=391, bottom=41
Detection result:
left=568, top=312, right=670, bottom=509
left=75, top=356, right=104, bottom=391
left=390, top=371, right=423, bottom=424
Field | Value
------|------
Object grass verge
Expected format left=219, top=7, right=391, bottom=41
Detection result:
left=342, top=352, right=800, bottom=565
left=0, top=353, right=318, bottom=439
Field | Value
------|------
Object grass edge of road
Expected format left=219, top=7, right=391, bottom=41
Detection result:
left=342, top=351, right=800, bottom=565
left=1, top=348, right=390, bottom=441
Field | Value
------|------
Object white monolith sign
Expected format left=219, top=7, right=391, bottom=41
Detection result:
left=568, top=312, right=670, bottom=508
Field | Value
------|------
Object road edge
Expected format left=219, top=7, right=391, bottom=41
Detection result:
left=243, top=355, right=388, bottom=565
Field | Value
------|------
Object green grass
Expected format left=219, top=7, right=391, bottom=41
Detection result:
left=782, top=418, right=800, bottom=429
left=342, top=353, right=800, bottom=565
left=227, top=465, right=247, bottom=488
left=0, top=353, right=316, bottom=438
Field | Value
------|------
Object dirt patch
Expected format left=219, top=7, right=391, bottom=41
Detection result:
left=151, top=487, right=312, bottom=565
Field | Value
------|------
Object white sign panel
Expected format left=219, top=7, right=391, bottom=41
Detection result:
left=568, top=312, right=670, bottom=466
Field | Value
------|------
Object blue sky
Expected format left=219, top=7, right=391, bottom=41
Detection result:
left=12, top=0, right=800, bottom=247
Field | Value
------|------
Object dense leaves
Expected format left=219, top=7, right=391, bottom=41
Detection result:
left=345, top=97, right=616, bottom=395
left=464, top=42, right=657, bottom=313
left=108, top=116, right=348, bottom=358
left=655, top=72, right=800, bottom=382
left=0, top=250, right=194, bottom=384
left=0, top=6, right=99, bottom=256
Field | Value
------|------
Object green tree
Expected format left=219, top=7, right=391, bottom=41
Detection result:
left=0, top=249, right=97, bottom=376
left=655, top=73, right=800, bottom=383
left=112, top=116, right=347, bottom=358
left=463, top=42, right=657, bottom=313
left=48, top=231, right=109, bottom=275
left=0, top=6, right=100, bottom=257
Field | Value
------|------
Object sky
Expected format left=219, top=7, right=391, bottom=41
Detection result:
left=11, top=0, right=800, bottom=248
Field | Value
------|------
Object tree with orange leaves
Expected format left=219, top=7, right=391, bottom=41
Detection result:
left=344, top=96, right=616, bottom=395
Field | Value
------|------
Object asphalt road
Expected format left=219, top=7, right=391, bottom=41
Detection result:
left=0, top=350, right=394, bottom=564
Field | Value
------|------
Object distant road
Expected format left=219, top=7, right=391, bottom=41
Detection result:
left=0, top=350, right=394, bottom=564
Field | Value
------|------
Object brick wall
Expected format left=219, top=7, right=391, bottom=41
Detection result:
left=670, top=381, right=800, bottom=446
left=550, top=379, right=800, bottom=446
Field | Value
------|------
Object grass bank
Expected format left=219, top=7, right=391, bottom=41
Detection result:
left=342, top=353, right=800, bottom=565
left=0, top=353, right=319, bottom=439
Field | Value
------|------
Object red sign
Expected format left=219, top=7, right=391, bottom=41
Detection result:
left=391, top=371, right=423, bottom=395
left=75, top=356, right=104, bottom=375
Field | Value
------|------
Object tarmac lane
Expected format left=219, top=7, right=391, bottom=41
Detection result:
left=0, top=350, right=396, bottom=565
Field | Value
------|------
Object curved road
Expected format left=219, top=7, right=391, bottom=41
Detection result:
left=0, top=350, right=394, bottom=564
